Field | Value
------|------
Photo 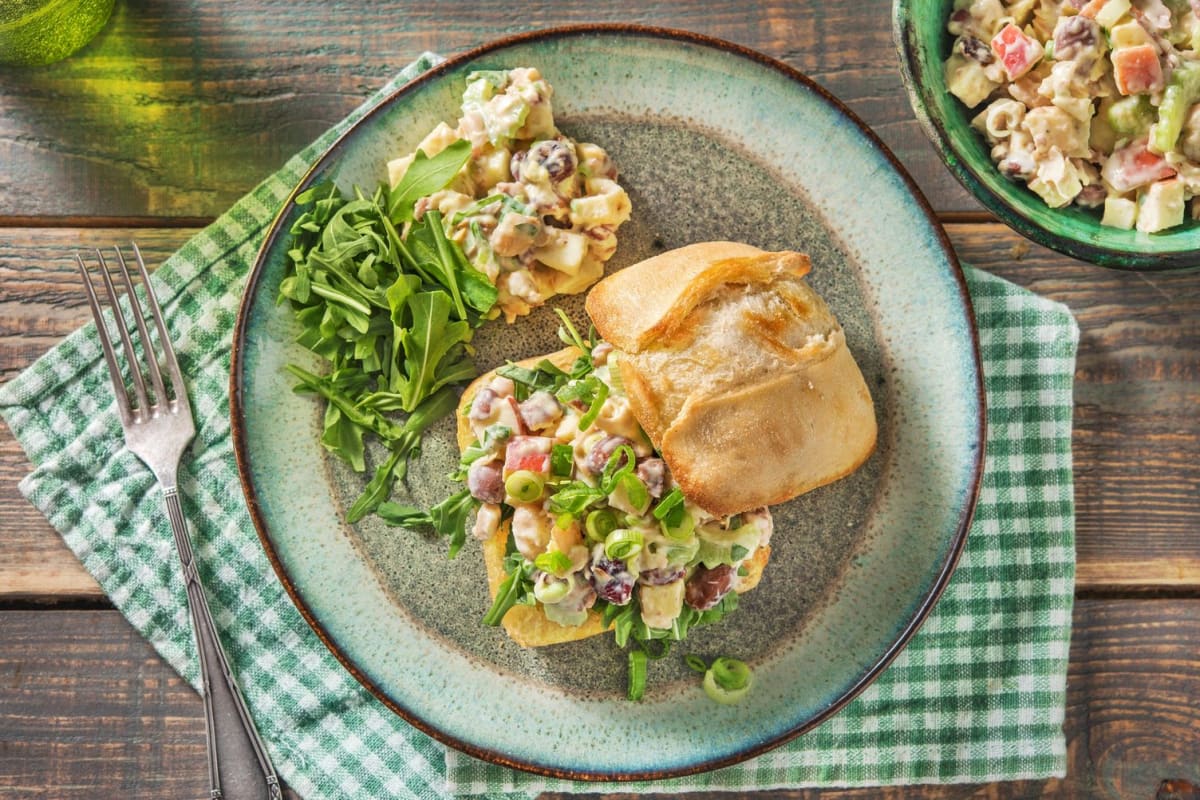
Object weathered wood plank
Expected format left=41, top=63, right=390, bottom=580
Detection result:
left=947, top=224, right=1200, bottom=590
left=1, top=224, right=1198, bottom=599
left=1, top=602, right=1197, bottom=798
left=0, top=233, right=190, bottom=600
left=0, top=0, right=973, bottom=220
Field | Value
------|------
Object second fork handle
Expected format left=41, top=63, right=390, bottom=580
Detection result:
left=164, top=486, right=281, bottom=800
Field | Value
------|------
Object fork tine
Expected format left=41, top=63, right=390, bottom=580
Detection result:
left=129, top=242, right=190, bottom=413
left=113, top=245, right=169, bottom=410
left=94, top=248, right=151, bottom=418
left=77, top=253, right=134, bottom=427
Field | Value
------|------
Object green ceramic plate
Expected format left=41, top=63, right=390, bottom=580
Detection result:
left=895, top=0, right=1200, bottom=270
left=231, top=26, right=984, bottom=780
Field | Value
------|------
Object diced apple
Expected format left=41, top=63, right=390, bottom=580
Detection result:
left=532, top=230, right=587, bottom=275
left=1112, top=44, right=1164, bottom=95
left=1080, top=0, right=1132, bottom=28
left=504, top=436, right=554, bottom=476
left=1136, top=178, right=1185, bottom=233
left=1101, top=196, right=1138, bottom=229
left=991, top=23, right=1044, bottom=81
left=1108, top=19, right=1151, bottom=49
left=1102, top=138, right=1177, bottom=192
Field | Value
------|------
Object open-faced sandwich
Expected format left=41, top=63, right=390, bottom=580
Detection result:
left=455, top=241, right=877, bottom=696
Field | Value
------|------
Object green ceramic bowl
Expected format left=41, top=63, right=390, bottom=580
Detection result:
left=894, top=0, right=1200, bottom=270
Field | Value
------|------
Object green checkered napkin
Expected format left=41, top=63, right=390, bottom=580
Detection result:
left=0, top=56, right=1078, bottom=798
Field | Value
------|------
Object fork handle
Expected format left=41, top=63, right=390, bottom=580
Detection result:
left=164, top=486, right=282, bottom=800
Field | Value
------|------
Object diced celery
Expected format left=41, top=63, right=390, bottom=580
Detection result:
left=1108, top=94, right=1156, bottom=136
left=1153, top=62, right=1200, bottom=154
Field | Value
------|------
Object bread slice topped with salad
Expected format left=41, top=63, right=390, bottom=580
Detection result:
left=455, top=241, right=876, bottom=689
left=457, top=346, right=772, bottom=649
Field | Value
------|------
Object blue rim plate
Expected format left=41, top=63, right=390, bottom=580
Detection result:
left=230, top=25, right=984, bottom=781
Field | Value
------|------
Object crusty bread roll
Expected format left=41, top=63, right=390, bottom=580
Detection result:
left=458, top=347, right=770, bottom=648
left=585, top=241, right=877, bottom=518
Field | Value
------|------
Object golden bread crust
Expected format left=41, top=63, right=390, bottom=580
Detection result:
left=586, top=241, right=877, bottom=518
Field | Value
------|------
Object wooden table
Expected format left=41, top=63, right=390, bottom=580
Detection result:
left=2, top=2, right=1198, bottom=798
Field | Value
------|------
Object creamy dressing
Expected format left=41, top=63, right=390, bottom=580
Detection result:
left=463, top=341, right=772, bottom=633
left=387, top=68, right=632, bottom=319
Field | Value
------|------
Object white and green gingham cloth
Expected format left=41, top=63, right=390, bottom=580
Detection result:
left=0, top=56, right=1079, bottom=797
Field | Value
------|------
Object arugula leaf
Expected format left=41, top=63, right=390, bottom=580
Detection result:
left=393, top=291, right=476, bottom=411
left=347, top=445, right=409, bottom=523
left=378, top=486, right=478, bottom=558
left=482, top=555, right=536, bottom=626
left=386, top=140, right=472, bottom=222
left=547, top=481, right=607, bottom=517
left=280, top=139, right=498, bottom=533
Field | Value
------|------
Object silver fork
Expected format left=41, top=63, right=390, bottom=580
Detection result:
left=79, top=243, right=281, bottom=800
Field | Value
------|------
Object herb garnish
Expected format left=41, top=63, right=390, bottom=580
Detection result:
left=279, top=140, right=498, bottom=544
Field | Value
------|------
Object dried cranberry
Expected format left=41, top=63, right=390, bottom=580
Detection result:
left=685, top=564, right=734, bottom=611
left=958, top=36, right=995, bottom=65
left=1054, top=15, right=1099, bottom=61
left=639, top=565, right=685, bottom=586
left=585, top=434, right=633, bottom=475
left=636, top=458, right=667, bottom=499
left=519, top=139, right=577, bottom=182
left=588, top=548, right=635, bottom=605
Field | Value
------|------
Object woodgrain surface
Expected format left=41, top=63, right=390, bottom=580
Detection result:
left=1, top=0, right=1199, bottom=798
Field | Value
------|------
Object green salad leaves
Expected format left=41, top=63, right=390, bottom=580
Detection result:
left=278, top=141, right=498, bottom=539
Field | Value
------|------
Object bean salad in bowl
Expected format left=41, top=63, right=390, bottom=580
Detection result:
left=895, top=0, right=1200, bottom=269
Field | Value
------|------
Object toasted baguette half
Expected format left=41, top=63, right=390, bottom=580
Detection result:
left=586, top=241, right=877, bottom=518
left=459, top=346, right=770, bottom=648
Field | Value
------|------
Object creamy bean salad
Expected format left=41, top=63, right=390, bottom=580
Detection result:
left=388, top=68, right=632, bottom=320
left=461, top=322, right=771, bottom=700
left=945, top=0, right=1200, bottom=232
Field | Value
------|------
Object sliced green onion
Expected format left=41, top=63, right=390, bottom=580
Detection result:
left=711, top=657, right=752, bottom=690
left=555, top=512, right=575, bottom=530
left=665, top=537, right=700, bottom=567
left=702, top=657, right=753, bottom=705
left=600, top=444, right=636, bottom=493
left=533, top=576, right=571, bottom=604
left=585, top=509, right=619, bottom=543
left=604, top=528, right=643, bottom=561
left=684, top=654, right=709, bottom=674
left=505, top=470, right=545, bottom=503
left=730, top=544, right=749, bottom=562
left=605, top=351, right=624, bottom=393
left=534, top=550, right=573, bottom=576
left=627, top=649, right=648, bottom=701
left=614, top=473, right=650, bottom=516
left=653, top=487, right=685, bottom=522
left=555, top=307, right=590, bottom=353
left=660, top=508, right=695, bottom=542
left=550, top=443, right=574, bottom=477
left=577, top=379, right=609, bottom=431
